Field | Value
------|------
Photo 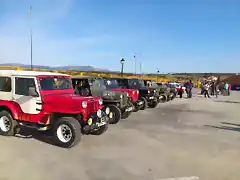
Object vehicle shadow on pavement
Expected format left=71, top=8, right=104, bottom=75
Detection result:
left=15, top=127, right=56, bottom=146
left=204, top=122, right=240, bottom=133
left=214, top=100, right=240, bottom=104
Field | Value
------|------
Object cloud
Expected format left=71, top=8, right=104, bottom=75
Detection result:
left=0, top=0, right=118, bottom=67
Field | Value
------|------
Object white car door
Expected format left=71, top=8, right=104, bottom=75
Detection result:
left=12, top=76, right=42, bottom=114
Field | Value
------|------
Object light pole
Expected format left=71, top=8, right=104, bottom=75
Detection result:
left=156, top=70, right=160, bottom=82
left=133, top=53, right=137, bottom=74
left=28, top=6, right=33, bottom=70
left=120, top=58, right=125, bottom=77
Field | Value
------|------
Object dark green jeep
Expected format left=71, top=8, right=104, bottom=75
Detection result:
left=156, top=82, right=176, bottom=101
left=71, top=76, right=133, bottom=124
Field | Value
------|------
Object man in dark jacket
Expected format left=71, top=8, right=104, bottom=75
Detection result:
left=184, top=80, right=193, bottom=98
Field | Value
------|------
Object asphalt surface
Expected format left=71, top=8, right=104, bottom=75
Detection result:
left=0, top=89, right=240, bottom=180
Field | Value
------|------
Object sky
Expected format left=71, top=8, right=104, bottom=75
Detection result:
left=0, top=0, right=240, bottom=73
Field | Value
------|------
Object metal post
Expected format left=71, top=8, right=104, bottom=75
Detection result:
left=134, top=53, right=137, bottom=74
left=29, top=6, right=33, bottom=70
left=121, top=64, right=124, bottom=76
left=30, top=28, right=33, bottom=70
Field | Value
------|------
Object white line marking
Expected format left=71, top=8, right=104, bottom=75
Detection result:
left=155, top=176, right=200, bottom=180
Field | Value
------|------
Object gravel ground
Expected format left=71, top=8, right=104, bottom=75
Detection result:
left=0, top=89, right=240, bottom=180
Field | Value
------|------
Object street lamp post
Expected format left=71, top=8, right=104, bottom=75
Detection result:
left=120, top=58, right=125, bottom=77
left=156, top=70, right=160, bottom=82
left=28, top=6, right=33, bottom=70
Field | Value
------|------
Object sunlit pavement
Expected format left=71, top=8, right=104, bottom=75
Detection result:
left=0, top=89, right=240, bottom=180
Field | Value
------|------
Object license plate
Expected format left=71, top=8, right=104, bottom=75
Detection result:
left=149, top=97, right=154, bottom=99
left=96, top=121, right=106, bottom=127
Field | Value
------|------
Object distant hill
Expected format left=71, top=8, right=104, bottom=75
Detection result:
left=0, top=63, right=111, bottom=72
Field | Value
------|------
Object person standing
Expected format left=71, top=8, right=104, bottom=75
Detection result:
left=210, top=81, right=215, bottom=96
left=188, top=80, right=193, bottom=98
left=228, top=83, right=231, bottom=96
left=224, top=82, right=229, bottom=96
left=203, top=81, right=210, bottom=98
left=215, top=82, right=219, bottom=98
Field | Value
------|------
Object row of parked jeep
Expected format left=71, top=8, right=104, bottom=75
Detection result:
left=0, top=70, right=177, bottom=148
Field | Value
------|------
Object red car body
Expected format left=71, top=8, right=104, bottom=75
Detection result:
left=1, top=75, right=104, bottom=126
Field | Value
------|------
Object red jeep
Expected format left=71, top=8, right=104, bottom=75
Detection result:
left=0, top=70, right=110, bottom=148
left=103, top=78, right=143, bottom=111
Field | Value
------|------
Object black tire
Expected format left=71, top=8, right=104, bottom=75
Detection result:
left=140, top=97, right=148, bottom=110
left=149, top=101, right=158, bottom=108
left=170, top=92, right=175, bottom=100
left=91, top=124, right=108, bottom=135
left=108, top=105, right=121, bottom=124
left=121, top=111, right=131, bottom=119
left=133, top=104, right=140, bottom=112
left=159, top=94, right=167, bottom=103
left=0, top=110, right=18, bottom=136
left=52, top=117, right=82, bottom=148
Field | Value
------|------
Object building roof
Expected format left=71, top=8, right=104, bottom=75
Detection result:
left=0, top=70, right=68, bottom=77
left=223, top=75, right=240, bottom=84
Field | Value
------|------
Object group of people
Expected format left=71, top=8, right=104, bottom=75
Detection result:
left=176, top=80, right=194, bottom=99
left=200, top=80, right=231, bottom=98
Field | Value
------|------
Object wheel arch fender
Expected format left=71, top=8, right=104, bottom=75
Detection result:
left=0, top=101, right=22, bottom=120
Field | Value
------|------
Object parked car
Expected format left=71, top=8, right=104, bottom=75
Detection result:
left=71, top=76, right=134, bottom=124
left=113, top=78, right=159, bottom=109
left=168, top=82, right=185, bottom=96
left=0, top=70, right=110, bottom=148
left=103, top=78, right=143, bottom=111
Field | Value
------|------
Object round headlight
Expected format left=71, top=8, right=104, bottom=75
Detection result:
left=105, top=107, right=110, bottom=115
left=99, top=98, right=103, bottom=105
left=126, top=93, right=129, bottom=97
left=82, top=101, right=87, bottom=108
left=154, top=90, right=156, bottom=93
left=147, top=90, right=150, bottom=93
left=97, top=109, right=102, bottom=118
left=120, top=94, right=123, bottom=99
left=132, top=91, right=135, bottom=95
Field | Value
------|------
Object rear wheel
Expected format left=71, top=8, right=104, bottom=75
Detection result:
left=108, top=105, right=121, bottom=124
left=0, top=110, right=18, bottom=136
left=149, top=101, right=158, bottom=108
left=53, top=117, right=82, bottom=148
left=140, top=97, right=148, bottom=110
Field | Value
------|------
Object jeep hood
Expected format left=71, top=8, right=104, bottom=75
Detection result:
left=102, top=90, right=127, bottom=100
left=42, top=92, right=101, bottom=114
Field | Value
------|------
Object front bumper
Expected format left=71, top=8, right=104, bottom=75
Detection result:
left=83, top=108, right=109, bottom=133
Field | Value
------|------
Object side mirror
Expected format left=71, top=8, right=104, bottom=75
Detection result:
left=28, top=87, right=39, bottom=97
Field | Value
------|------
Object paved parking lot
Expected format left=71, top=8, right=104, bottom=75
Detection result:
left=0, top=89, right=240, bottom=180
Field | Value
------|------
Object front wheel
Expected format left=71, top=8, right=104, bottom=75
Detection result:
left=140, top=97, right=148, bottom=110
left=159, top=94, right=167, bottom=103
left=108, top=105, right=122, bottom=124
left=0, top=110, right=18, bottom=136
left=53, top=117, right=82, bottom=148
left=149, top=101, right=158, bottom=108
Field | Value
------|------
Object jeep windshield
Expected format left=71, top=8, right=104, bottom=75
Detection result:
left=104, top=79, right=120, bottom=88
left=91, top=79, right=107, bottom=90
left=39, top=76, right=73, bottom=90
left=128, top=79, right=145, bottom=88
left=149, top=81, right=159, bottom=88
